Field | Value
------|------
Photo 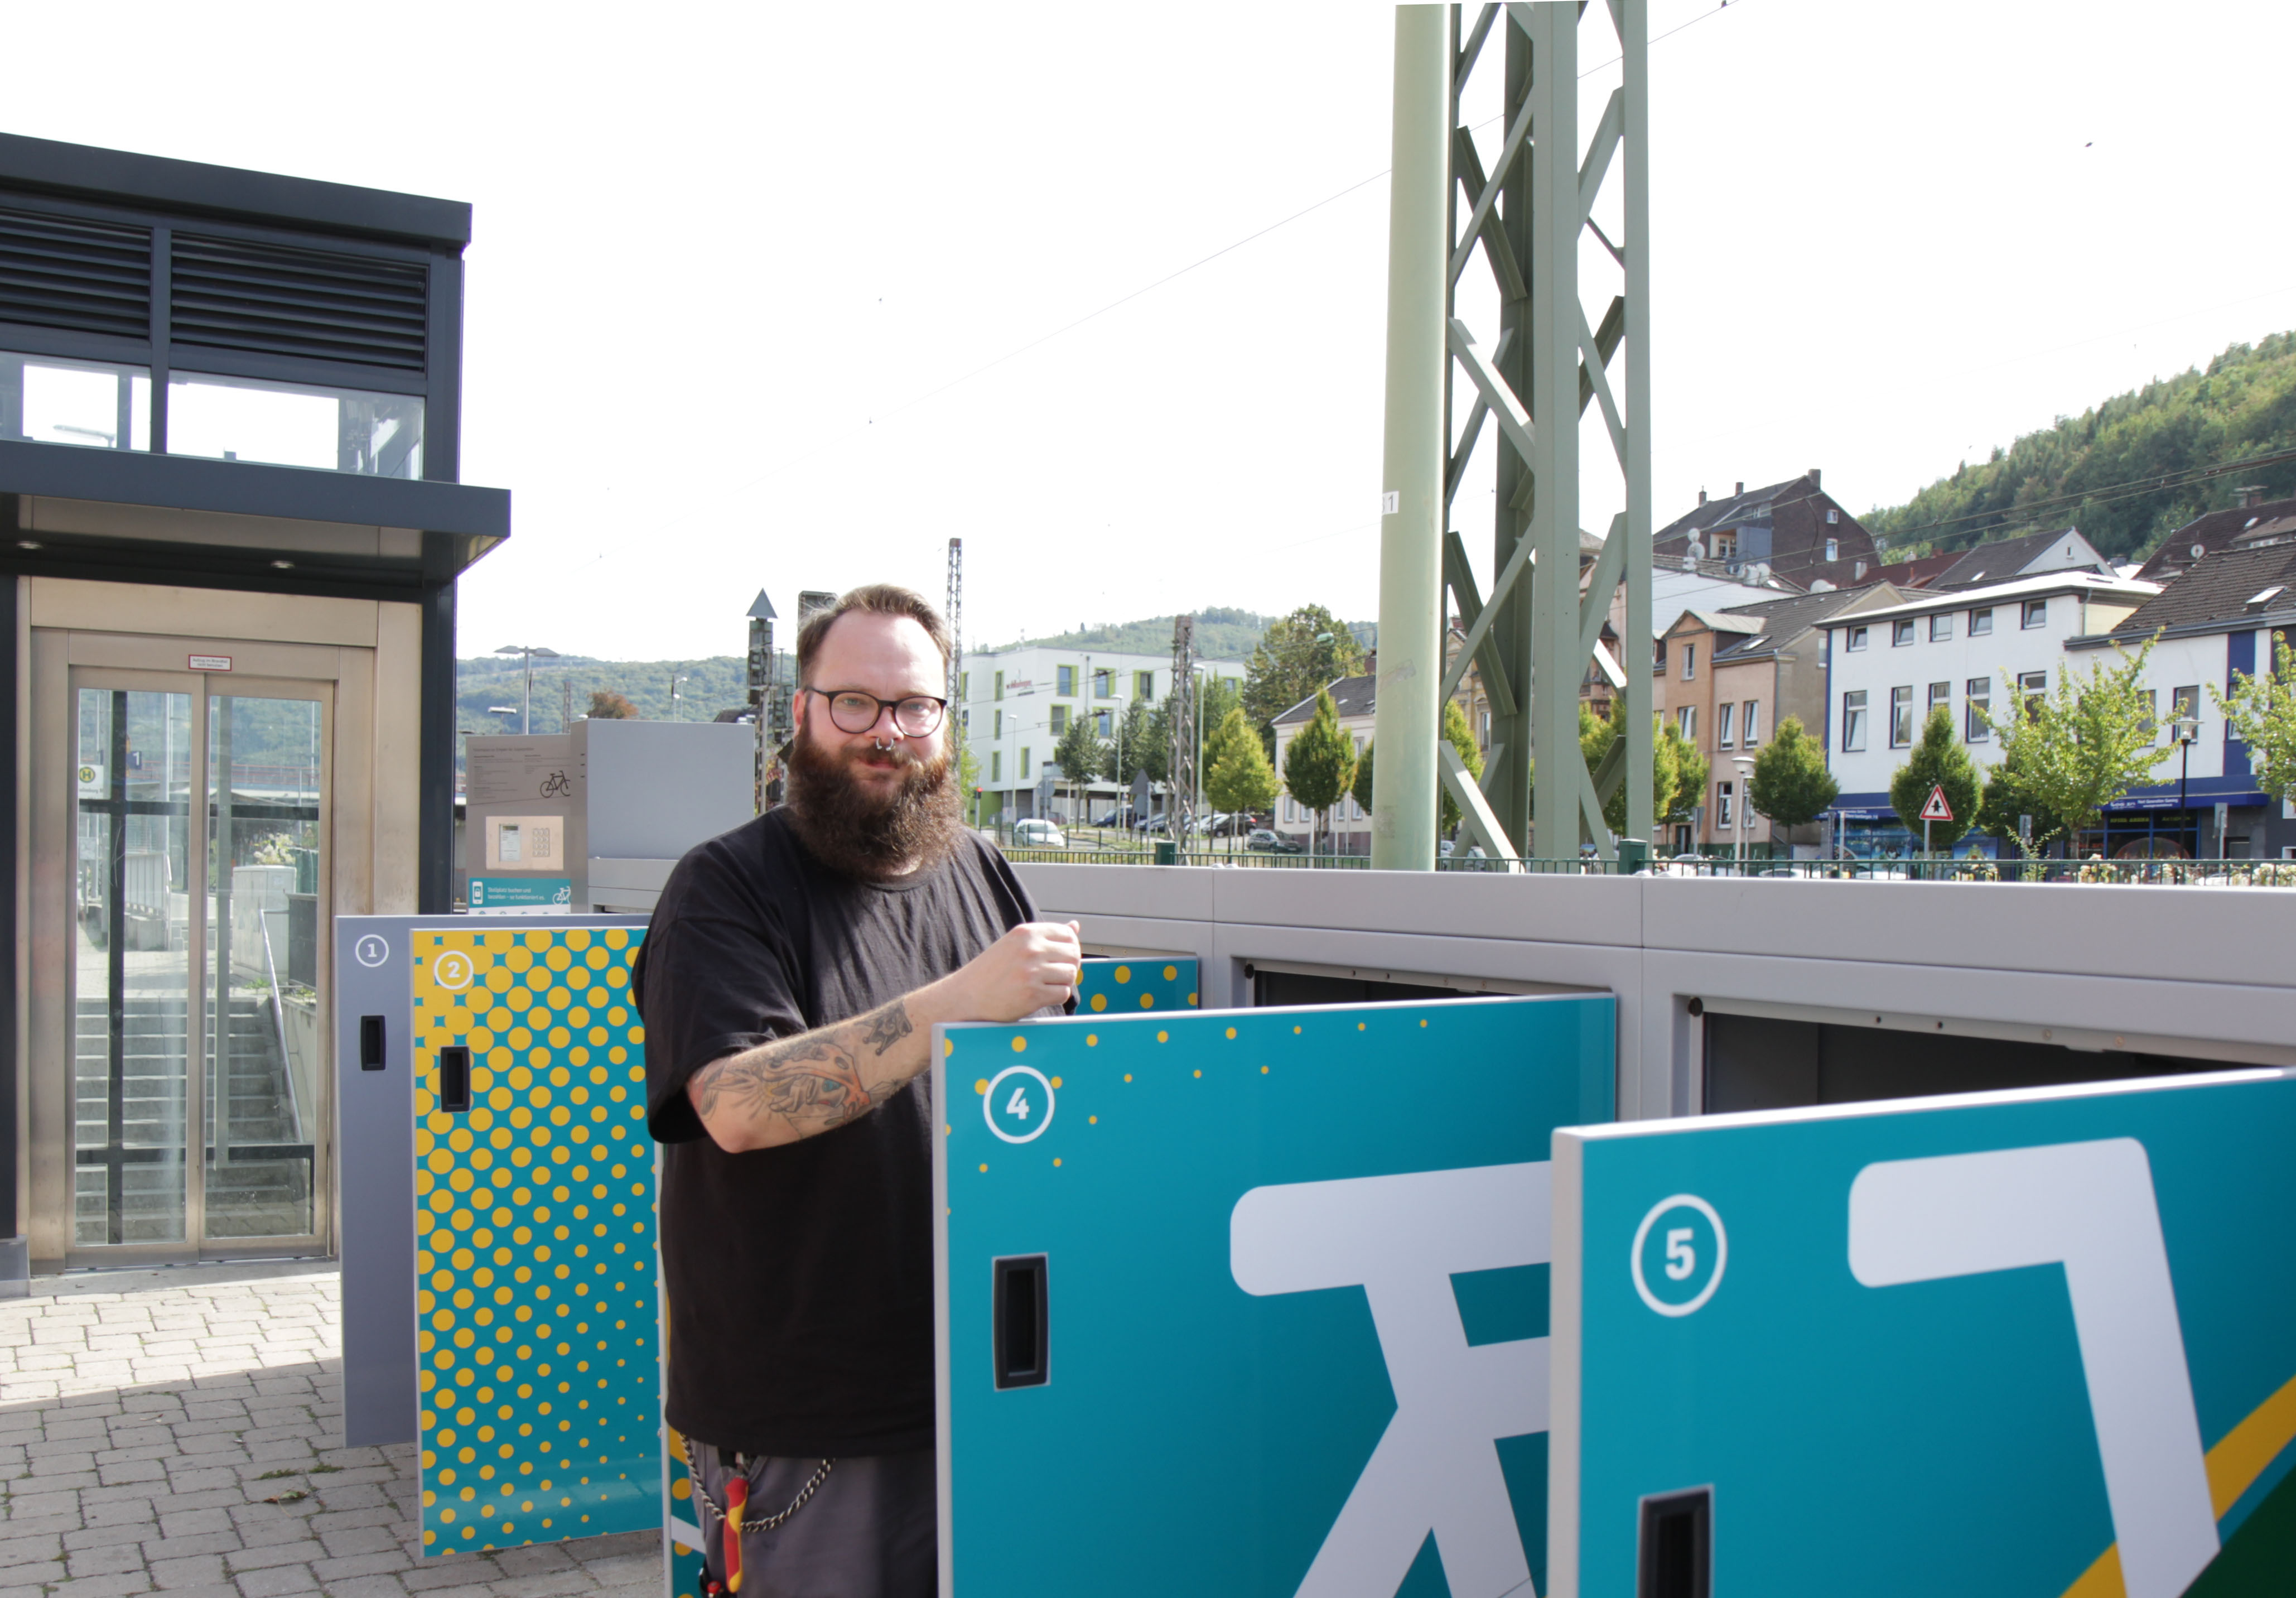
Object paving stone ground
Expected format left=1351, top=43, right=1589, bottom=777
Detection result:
left=0, top=1264, right=660, bottom=1597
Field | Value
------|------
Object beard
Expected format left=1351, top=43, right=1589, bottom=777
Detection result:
left=782, top=726, right=966, bottom=882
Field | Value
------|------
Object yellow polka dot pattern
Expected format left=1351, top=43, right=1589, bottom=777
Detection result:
left=411, top=928, right=658, bottom=1557
left=1077, top=957, right=1198, bottom=1016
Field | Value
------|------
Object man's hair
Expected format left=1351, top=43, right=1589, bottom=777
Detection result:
left=795, top=584, right=953, bottom=689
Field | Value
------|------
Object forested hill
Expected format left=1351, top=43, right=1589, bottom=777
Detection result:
left=982, top=608, right=1275, bottom=659
left=1863, top=331, right=2296, bottom=562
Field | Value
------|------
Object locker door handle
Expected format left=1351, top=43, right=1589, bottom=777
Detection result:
left=360, top=1015, right=387, bottom=1070
left=438, top=1046, right=472, bottom=1113
left=992, top=1254, right=1048, bottom=1389
left=1637, top=1486, right=1711, bottom=1598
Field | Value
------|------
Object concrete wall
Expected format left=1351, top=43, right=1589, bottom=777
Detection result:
left=1014, top=863, right=2296, bottom=1123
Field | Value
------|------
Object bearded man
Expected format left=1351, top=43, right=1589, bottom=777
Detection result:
left=636, top=584, right=1079, bottom=1597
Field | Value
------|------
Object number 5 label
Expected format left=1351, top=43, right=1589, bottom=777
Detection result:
left=1631, top=1195, right=1726, bottom=1317
left=983, top=1065, right=1056, bottom=1144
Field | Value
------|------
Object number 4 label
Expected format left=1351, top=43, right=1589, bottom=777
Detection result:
left=982, top=1065, right=1055, bottom=1145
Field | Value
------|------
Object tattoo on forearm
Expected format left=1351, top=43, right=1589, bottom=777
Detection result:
left=692, top=999, right=918, bottom=1137
left=861, top=999, right=914, bottom=1056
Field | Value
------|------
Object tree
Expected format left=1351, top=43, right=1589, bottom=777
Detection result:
left=1748, top=715, right=1839, bottom=843
left=1242, top=607, right=1366, bottom=756
left=1661, top=720, right=1709, bottom=827
left=1363, top=701, right=1487, bottom=837
left=1204, top=708, right=1280, bottom=854
left=1888, top=706, right=1982, bottom=853
left=1438, top=700, right=1483, bottom=834
left=2216, top=633, right=2296, bottom=805
left=1985, top=639, right=2167, bottom=851
left=1977, top=734, right=2068, bottom=856
left=587, top=690, right=637, bottom=720
left=1576, top=699, right=1692, bottom=840
left=1053, top=715, right=1104, bottom=828
left=1281, top=689, right=1356, bottom=854
left=1102, top=697, right=1163, bottom=790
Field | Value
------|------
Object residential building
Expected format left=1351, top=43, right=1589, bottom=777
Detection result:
left=1652, top=584, right=1905, bottom=853
left=1271, top=673, right=1376, bottom=853
left=957, top=642, right=1243, bottom=823
left=1653, top=469, right=1879, bottom=589
left=1870, top=527, right=2115, bottom=591
left=1266, top=639, right=1500, bottom=853
left=1816, top=571, right=2160, bottom=853
left=2067, top=538, right=2296, bottom=858
left=2134, top=486, right=2296, bottom=583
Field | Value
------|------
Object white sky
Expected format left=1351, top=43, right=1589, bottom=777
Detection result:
left=10, top=2, right=2296, bottom=660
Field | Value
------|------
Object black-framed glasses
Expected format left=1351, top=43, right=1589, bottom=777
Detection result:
left=805, top=687, right=948, bottom=737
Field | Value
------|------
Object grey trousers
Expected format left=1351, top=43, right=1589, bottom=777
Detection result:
left=691, top=1445, right=935, bottom=1598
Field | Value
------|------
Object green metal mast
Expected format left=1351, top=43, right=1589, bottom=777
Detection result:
left=1389, top=1, right=1652, bottom=865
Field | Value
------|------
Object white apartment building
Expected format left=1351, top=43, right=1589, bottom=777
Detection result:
left=957, top=643, right=1245, bottom=823
left=1816, top=570, right=2159, bottom=850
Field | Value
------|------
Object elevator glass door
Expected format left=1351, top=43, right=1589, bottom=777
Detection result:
left=73, top=686, right=194, bottom=1245
left=69, top=671, right=332, bottom=1258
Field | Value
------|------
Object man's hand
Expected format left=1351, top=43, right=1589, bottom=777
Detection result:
left=930, top=920, right=1082, bottom=1023
left=687, top=919, right=1083, bottom=1154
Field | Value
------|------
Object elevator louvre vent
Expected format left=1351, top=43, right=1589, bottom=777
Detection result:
left=171, top=234, right=426, bottom=373
left=0, top=208, right=152, bottom=341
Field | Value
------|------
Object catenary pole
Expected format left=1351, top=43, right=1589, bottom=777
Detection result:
left=1369, top=4, right=1450, bottom=870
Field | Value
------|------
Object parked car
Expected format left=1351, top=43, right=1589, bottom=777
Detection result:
left=1246, top=828, right=1305, bottom=854
left=1091, top=807, right=1135, bottom=829
left=1011, top=818, right=1067, bottom=849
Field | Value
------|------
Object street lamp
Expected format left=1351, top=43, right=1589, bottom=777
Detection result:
left=494, top=646, right=559, bottom=735
left=671, top=673, right=689, bottom=721
left=2173, top=714, right=2200, bottom=842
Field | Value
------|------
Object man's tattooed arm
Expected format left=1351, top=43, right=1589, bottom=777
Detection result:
left=687, top=999, right=923, bottom=1151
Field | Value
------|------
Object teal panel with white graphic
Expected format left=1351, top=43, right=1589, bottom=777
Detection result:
left=1550, top=1069, right=2296, bottom=1598
left=1075, top=956, right=1198, bottom=1017
left=935, top=993, right=1614, bottom=1598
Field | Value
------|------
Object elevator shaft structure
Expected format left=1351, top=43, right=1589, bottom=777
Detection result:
left=1371, top=1, right=1652, bottom=867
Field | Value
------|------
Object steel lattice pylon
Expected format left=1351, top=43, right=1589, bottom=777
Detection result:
left=1168, top=614, right=1198, bottom=839
left=1371, top=2, right=1651, bottom=867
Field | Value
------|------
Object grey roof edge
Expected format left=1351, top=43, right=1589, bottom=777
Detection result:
left=2067, top=609, right=2296, bottom=650
left=0, top=438, right=508, bottom=539
left=0, top=131, right=471, bottom=248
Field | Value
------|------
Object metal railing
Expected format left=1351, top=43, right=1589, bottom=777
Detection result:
left=995, top=846, right=2296, bottom=887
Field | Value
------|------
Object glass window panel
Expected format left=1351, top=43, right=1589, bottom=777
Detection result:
left=1970, top=608, right=1994, bottom=636
left=168, top=371, right=423, bottom=478
left=1843, top=690, right=1867, bottom=752
left=1890, top=686, right=1914, bottom=747
left=74, top=687, right=193, bottom=1246
left=1966, top=678, right=1991, bottom=743
left=3, top=353, right=151, bottom=451
left=205, top=696, right=324, bottom=1239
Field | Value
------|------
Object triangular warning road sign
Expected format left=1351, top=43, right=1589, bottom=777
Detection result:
left=1919, top=784, right=1954, bottom=823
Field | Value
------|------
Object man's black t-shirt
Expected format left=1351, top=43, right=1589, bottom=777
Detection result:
left=636, top=809, right=1045, bottom=1457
